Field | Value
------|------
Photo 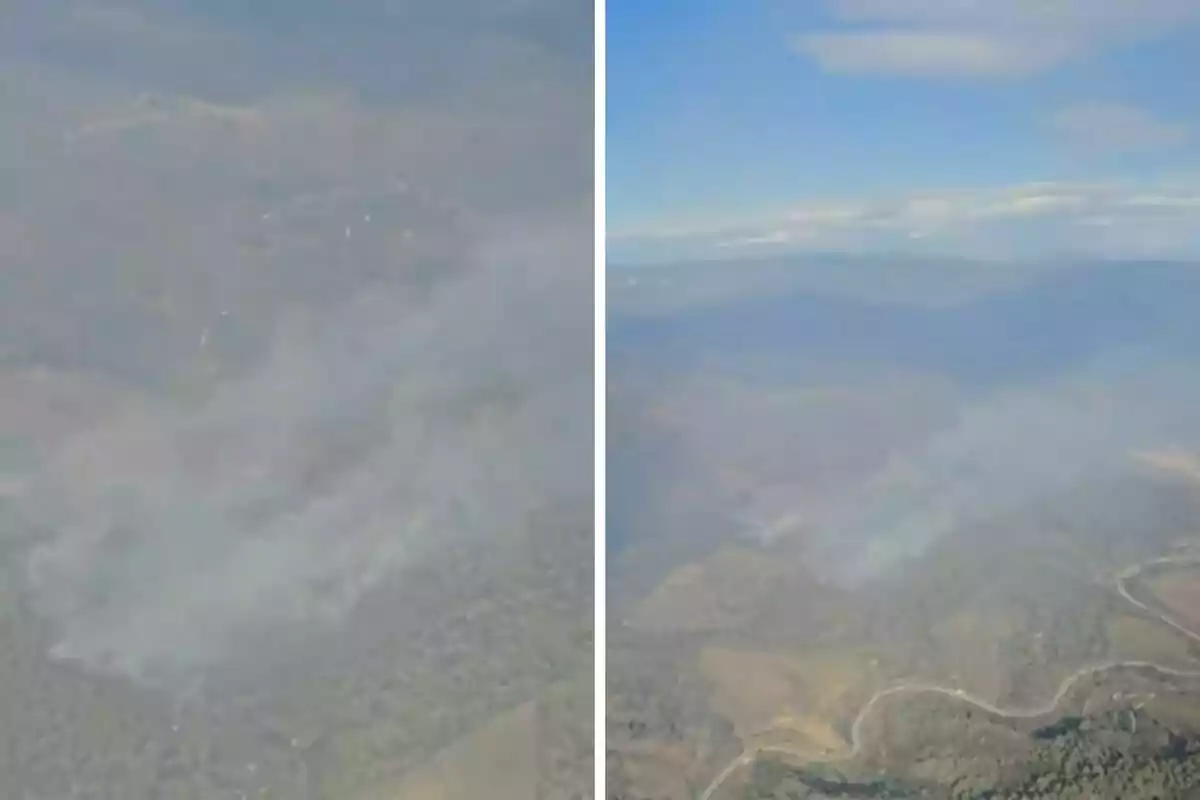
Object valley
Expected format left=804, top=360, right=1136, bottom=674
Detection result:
left=607, top=257, right=1200, bottom=800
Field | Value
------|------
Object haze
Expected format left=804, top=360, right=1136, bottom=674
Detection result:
left=0, top=1, right=592, bottom=798
left=607, top=258, right=1200, bottom=799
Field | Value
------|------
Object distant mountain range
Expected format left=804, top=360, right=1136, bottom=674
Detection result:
left=610, top=259, right=1200, bottom=388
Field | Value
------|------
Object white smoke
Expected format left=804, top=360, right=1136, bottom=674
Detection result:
left=16, top=214, right=591, bottom=685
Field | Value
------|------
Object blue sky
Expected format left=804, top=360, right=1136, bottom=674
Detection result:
left=608, top=0, right=1200, bottom=263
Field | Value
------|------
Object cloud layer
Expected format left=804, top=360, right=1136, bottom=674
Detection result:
left=611, top=181, right=1200, bottom=262
left=795, top=30, right=1072, bottom=78
left=794, top=0, right=1200, bottom=77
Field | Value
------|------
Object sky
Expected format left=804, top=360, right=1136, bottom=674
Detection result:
left=608, top=0, right=1200, bottom=263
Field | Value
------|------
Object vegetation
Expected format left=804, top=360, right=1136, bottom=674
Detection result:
left=608, top=254, right=1200, bottom=799
left=743, top=707, right=1200, bottom=800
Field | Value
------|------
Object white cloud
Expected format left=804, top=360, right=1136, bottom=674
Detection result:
left=786, top=204, right=867, bottom=224
left=1127, top=193, right=1200, bottom=208
left=795, top=0, right=1200, bottom=77
left=717, top=230, right=796, bottom=247
left=612, top=181, right=1200, bottom=261
left=975, top=190, right=1094, bottom=219
left=795, top=30, right=1071, bottom=77
left=1049, top=103, right=1190, bottom=154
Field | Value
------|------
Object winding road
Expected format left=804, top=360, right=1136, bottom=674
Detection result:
left=697, top=555, right=1200, bottom=800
